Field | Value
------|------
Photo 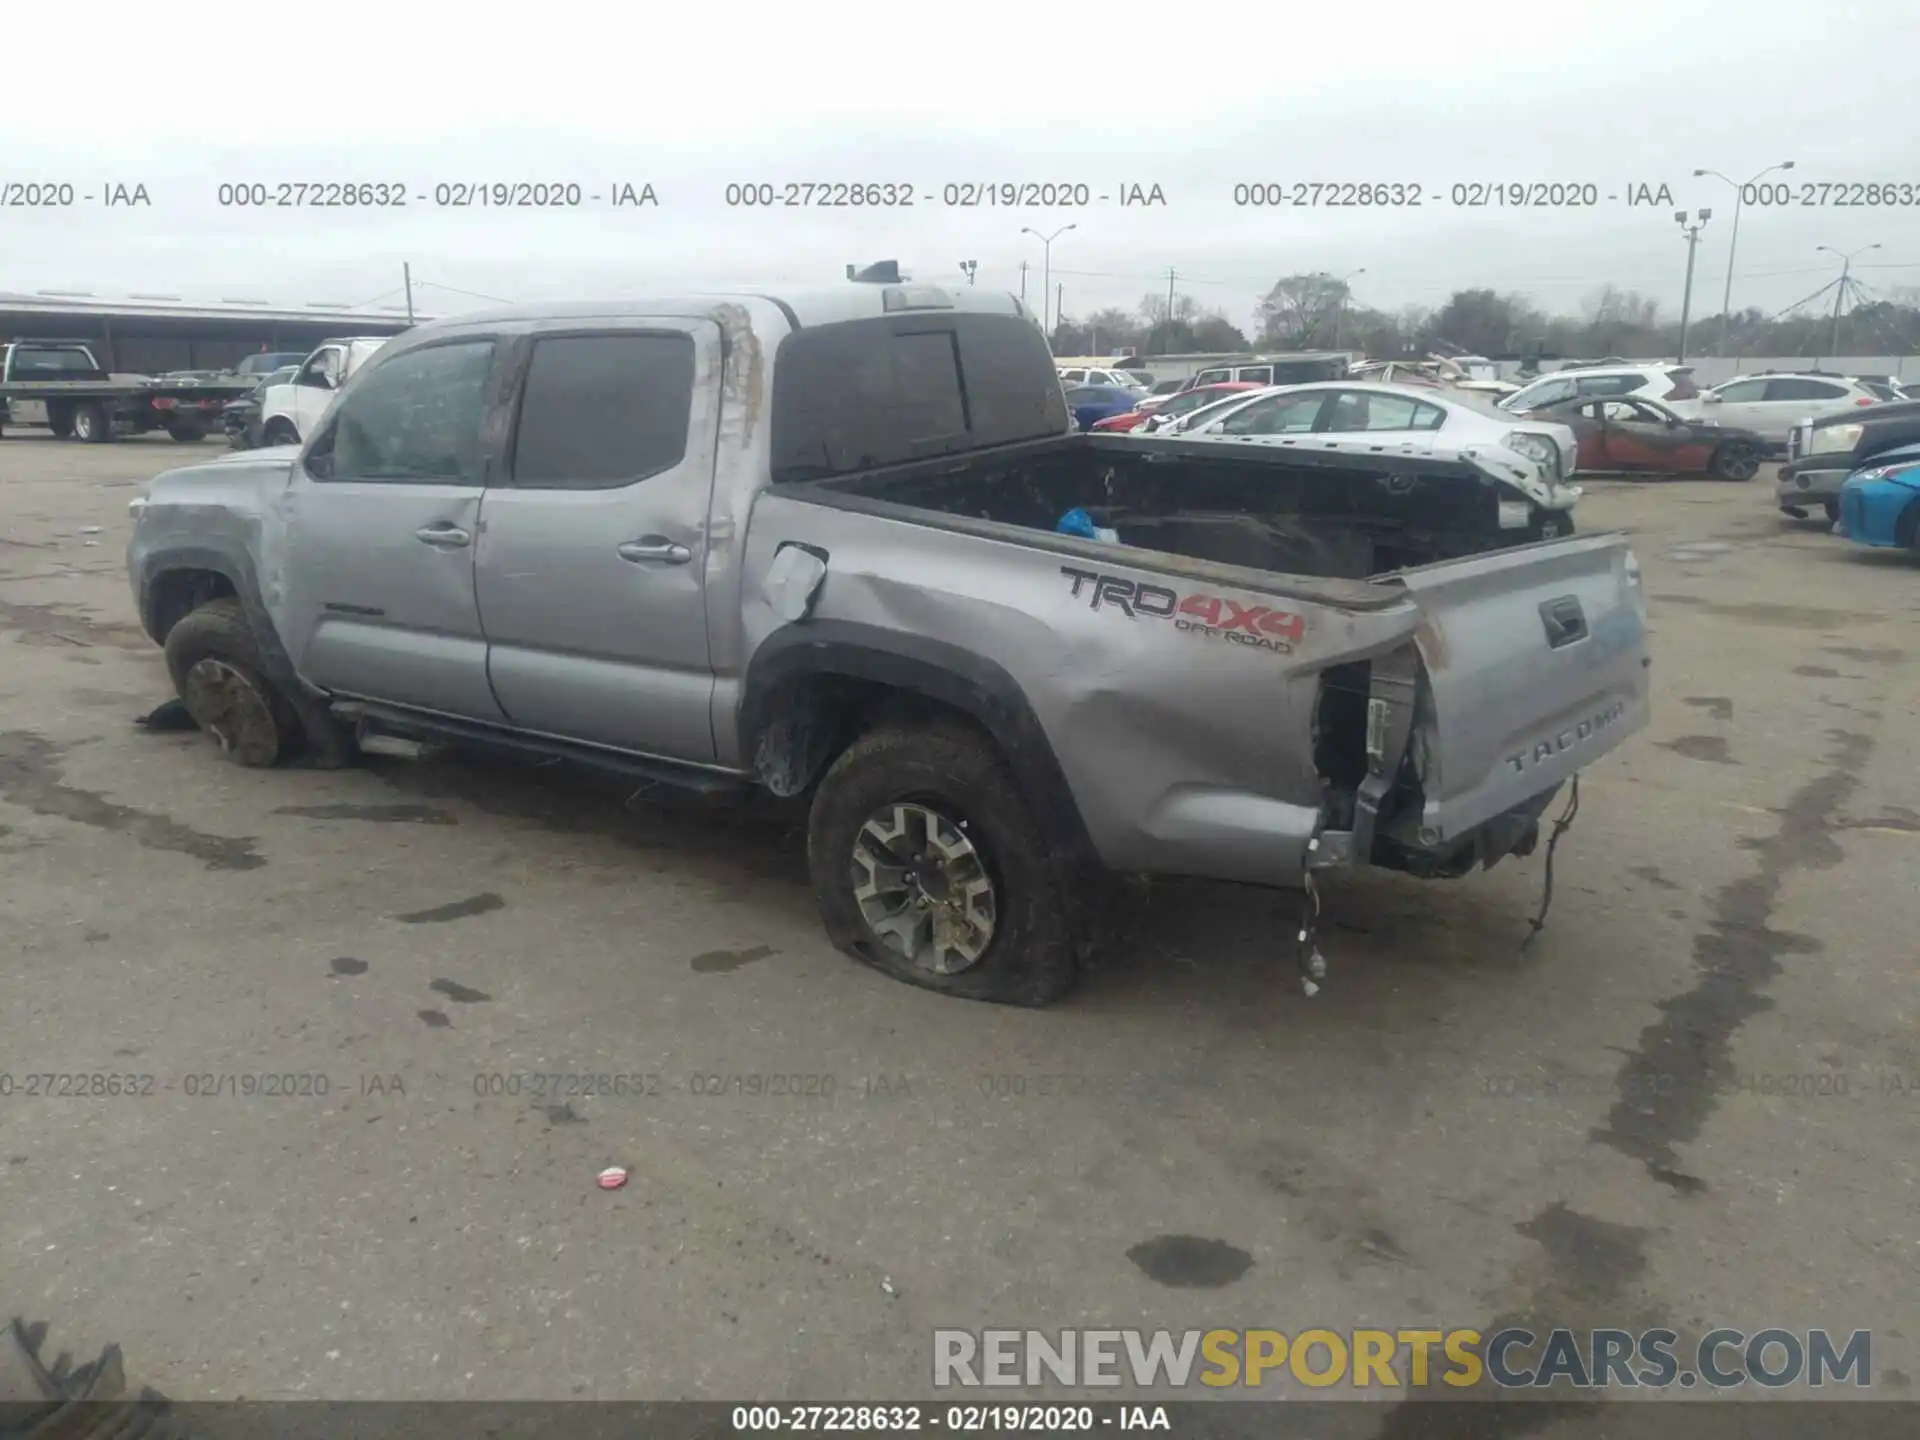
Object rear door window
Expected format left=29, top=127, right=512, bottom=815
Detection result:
left=1321, top=391, right=1447, bottom=432
left=509, top=333, right=695, bottom=489
left=1763, top=377, right=1847, bottom=401
left=1711, top=378, right=1767, bottom=402
left=1237, top=366, right=1274, bottom=384
left=1218, top=391, right=1329, bottom=435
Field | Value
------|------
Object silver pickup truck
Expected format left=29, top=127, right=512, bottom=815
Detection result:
left=127, top=281, right=1651, bottom=1006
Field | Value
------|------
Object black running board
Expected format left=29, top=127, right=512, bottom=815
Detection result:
left=333, top=701, right=752, bottom=797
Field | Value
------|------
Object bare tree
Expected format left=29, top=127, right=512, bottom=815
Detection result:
left=1255, top=273, right=1351, bottom=346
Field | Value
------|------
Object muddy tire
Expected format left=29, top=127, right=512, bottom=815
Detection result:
left=806, top=720, right=1079, bottom=1006
left=46, top=404, right=74, bottom=438
left=1709, top=441, right=1760, bottom=481
left=163, top=598, right=301, bottom=767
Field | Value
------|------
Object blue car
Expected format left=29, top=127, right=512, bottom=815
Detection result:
left=1063, top=382, right=1140, bottom=432
left=1836, top=440, right=1920, bottom=553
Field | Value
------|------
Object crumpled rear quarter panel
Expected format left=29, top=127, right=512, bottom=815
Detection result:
left=740, top=493, right=1425, bottom=883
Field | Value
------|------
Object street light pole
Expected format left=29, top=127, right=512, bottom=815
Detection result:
left=1816, top=243, right=1882, bottom=355
left=1021, top=224, right=1075, bottom=336
left=1692, top=160, right=1794, bottom=353
left=1675, top=209, right=1712, bottom=362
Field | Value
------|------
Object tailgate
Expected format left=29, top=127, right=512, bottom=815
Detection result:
left=1382, top=532, right=1649, bottom=842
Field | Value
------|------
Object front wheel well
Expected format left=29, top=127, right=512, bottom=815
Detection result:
left=149, top=568, right=238, bottom=643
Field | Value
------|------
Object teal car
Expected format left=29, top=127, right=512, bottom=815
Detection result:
left=1836, top=441, right=1920, bottom=552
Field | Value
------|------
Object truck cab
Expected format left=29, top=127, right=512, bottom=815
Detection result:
left=257, top=337, right=392, bottom=447
left=1, top=340, right=111, bottom=383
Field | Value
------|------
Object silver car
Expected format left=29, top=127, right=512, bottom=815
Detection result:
left=1150, top=382, right=1582, bottom=520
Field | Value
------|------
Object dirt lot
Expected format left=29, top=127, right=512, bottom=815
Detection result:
left=0, top=435, right=1915, bottom=1423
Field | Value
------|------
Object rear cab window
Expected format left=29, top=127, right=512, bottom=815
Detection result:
left=771, top=313, right=1069, bottom=482
left=9, top=345, right=98, bottom=375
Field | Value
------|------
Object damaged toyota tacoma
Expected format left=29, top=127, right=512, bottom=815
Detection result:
left=126, top=280, right=1651, bottom=1006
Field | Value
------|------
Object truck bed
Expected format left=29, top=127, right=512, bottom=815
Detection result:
left=791, top=431, right=1563, bottom=584
left=769, top=432, right=1648, bottom=883
left=0, top=376, right=254, bottom=400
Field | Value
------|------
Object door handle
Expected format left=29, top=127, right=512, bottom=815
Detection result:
left=1539, top=595, right=1588, bottom=648
left=414, top=524, right=471, bottom=549
left=617, top=537, right=692, bottom=565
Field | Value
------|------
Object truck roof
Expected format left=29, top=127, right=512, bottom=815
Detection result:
left=410, top=284, right=1031, bottom=338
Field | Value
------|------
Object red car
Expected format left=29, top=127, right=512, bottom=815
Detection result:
left=1089, top=380, right=1267, bottom=433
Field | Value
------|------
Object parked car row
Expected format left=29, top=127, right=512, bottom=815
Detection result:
left=1772, top=396, right=1920, bottom=555
left=1496, top=364, right=1895, bottom=452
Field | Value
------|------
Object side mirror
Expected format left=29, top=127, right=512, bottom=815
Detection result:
left=1701, top=392, right=1721, bottom=404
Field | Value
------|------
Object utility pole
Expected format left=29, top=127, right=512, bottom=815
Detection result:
left=1333, top=267, right=1365, bottom=350
left=403, top=262, right=415, bottom=325
left=1055, top=283, right=1064, bottom=341
left=1692, top=160, right=1794, bottom=353
left=1018, top=260, right=1028, bottom=306
left=1818, top=242, right=1882, bottom=355
left=1022, top=224, right=1075, bottom=335
left=1674, top=209, right=1712, bottom=362
left=1165, top=268, right=1177, bottom=350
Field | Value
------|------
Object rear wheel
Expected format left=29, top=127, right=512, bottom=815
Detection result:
left=72, top=401, right=113, bottom=443
left=167, top=419, right=206, bottom=442
left=806, top=720, right=1080, bottom=1006
left=163, top=598, right=301, bottom=767
left=1823, top=499, right=1840, bottom=524
left=47, top=405, right=74, bottom=438
left=262, top=417, right=299, bottom=447
left=1709, top=441, right=1760, bottom=481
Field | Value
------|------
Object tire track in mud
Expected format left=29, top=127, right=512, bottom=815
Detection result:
left=0, top=730, right=264, bottom=871
left=1370, top=725, right=1877, bottom=1439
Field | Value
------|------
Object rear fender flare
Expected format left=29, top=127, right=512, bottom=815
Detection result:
left=738, top=622, right=1096, bottom=862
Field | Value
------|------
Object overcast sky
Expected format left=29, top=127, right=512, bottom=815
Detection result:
left=4, top=0, right=1916, bottom=333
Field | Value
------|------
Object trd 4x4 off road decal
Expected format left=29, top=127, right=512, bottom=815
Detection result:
left=1060, top=566, right=1304, bottom=655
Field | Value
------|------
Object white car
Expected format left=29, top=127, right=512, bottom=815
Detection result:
left=1498, top=364, right=1701, bottom=415
left=1152, top=382, right=1583, bottom=519
left=1058, top=366, right=1146, bottom=391
left=1679, top=372, right=1880, bottom=447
